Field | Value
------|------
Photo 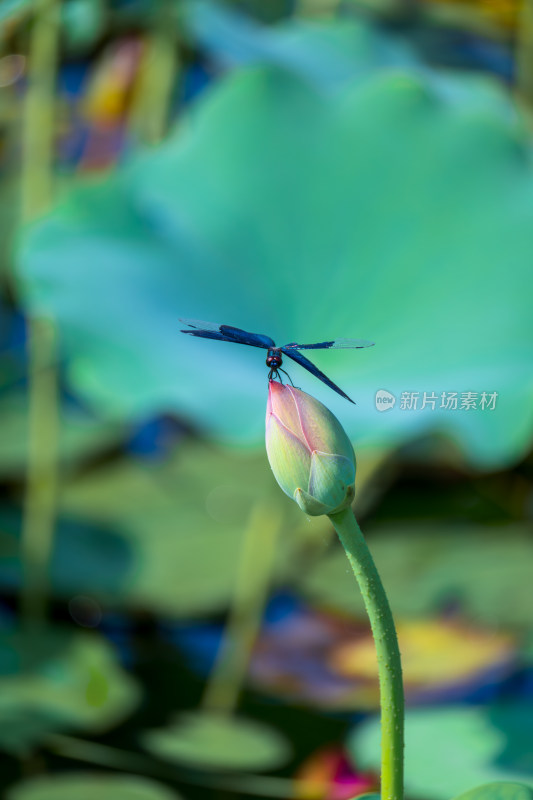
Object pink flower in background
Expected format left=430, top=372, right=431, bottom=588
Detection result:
left=297, top=745, right=377, bottom=800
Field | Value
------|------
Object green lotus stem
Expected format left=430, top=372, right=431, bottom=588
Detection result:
left=128, top=0, right=178, bottom=145
left=516, top=0, right=533, bottom=107
left=264, top=382, right=403, bottom=796
left=328, top=506, right=404, bottom=800
left=20, top=0, right=61, bottom=626
left=21, top=0, right=60, bottom=221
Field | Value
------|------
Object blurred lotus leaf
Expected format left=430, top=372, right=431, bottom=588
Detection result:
left=0, top=506, right=132, bottom=598
left=141, top=710, right=290, bottom=771
left=350, top=795, right=381, bottom=800
left=62, top=0, right=106, bottom=54
left=329, top=618, right=515, bottom=704
left=246, top=606, right=513, bottom=710
left=183, top=0, right=417, bottom=88
left=16, top=51, right=533, bottom=467
left=489, top=704, right=533, bottom=774
left=452, top=784, right=533, bottom=800
left=182, top=1, right=516, bottom=108
left=58, top=442, right=312, bottom=616
left=7, top=773, right=182, bottom=800
left=348, top=704, right=533, bottom=800
left=0, top=0, right=31, bottom=24
left=248, top=605, right=376, bottom=710
left=300, top=524, right=533, bottom=628
left=0, top=390, right=124, bottom=477
left=0, top=628, right=140, bottom=754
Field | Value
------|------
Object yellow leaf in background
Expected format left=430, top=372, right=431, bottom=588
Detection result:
left=330, top=619, right=515, bottom=689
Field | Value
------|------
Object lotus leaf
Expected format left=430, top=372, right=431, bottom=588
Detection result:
left=7, top=773, right=181, bottom=800
left=141, top=711, right=290, bottom=771
left=0, top=628, right=140, bottom=754
left=16, top=40, right=533, bottom=467
left=348, top=705, right=533, bottom=800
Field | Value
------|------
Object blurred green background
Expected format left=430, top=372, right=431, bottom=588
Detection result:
left=1, top=0, right=533, bottom=798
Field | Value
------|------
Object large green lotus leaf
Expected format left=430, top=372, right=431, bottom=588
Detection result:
left=453, top=784, right=533, bottom=800
left=0, top=390, right=124, bottom=477
left=16, top=59, right=533, bottom=467
left=183, top=1, right=418, bottom=89
left=142, top=711, right=290, bottom=771
left=182, top=1, right=522, bottom=115
left=58, top=442, right=317, bottom=616
left=348, top=705, right=533, bottom=800
left=0, top=628, right=140, bottom=754
left=300, top=524, right=533, bottom=627
left=181, top=0, right=515, bottom=120
left=7, top=773, right=181, bottom=800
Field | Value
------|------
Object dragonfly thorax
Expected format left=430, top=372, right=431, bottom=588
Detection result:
left=266, top=349, right=283, bottom=369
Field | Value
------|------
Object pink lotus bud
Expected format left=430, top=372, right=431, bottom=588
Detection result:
left=265, top=381, right=356, bottom=516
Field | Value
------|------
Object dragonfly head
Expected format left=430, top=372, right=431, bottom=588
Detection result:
left=266, top=349, right=283, bottom=369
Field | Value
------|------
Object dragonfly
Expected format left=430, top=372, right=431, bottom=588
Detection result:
left=180, top=318, right=374, bottom=403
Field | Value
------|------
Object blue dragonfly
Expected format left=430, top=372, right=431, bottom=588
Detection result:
left=180, top=319, right=374, bottom=403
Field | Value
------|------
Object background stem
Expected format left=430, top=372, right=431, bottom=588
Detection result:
left=21, top=0, right=60, bottom=222
left=201, top=503, right=282, bottom=714
left=516, top=0, right=533, bottom=108
left=19, top=0, right=61, bottom=626
left=128, top=0, right=178, bottom=146
left=328, top=506, right=404, bottom=800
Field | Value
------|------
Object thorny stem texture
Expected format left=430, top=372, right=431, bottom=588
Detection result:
left=328, top=506, right=404, bottom=800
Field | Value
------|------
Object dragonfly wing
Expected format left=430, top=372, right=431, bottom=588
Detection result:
left=180, top=328, right=238, bottom=344
left=283, top=338, right=374, bottom=350
left=220, top=325, right=275, bottom=348
left=179, top=318, right=227, bottom=333
left=282, top=348, right=355, bottom=404
left=179, top=318, right=274, bottom=348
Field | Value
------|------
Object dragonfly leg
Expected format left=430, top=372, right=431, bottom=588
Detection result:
left=278, top=367, right=296, bottom=388
left=269, top=367, right=284, bottom=384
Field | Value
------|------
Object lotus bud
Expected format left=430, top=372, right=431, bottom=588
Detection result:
left=265, top=381, right=356, bottom=516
